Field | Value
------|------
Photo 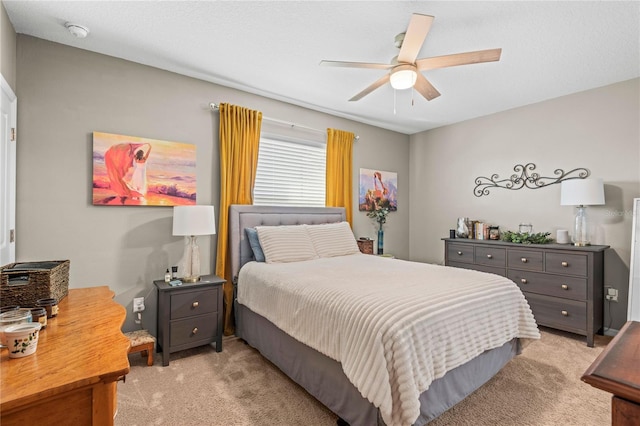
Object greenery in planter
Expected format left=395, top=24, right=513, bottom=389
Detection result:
left=501, top=230, right=554, bottom=244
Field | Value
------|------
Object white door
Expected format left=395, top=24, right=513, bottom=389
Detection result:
left=630, top=198, right=640, bottom=321
left=0, top=74, right=17, bottom=266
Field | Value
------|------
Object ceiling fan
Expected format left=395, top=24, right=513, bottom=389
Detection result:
left=320, top=13, right=502, bottom=102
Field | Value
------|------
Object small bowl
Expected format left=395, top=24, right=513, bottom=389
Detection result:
left=4, top=322, right=42, bottom=358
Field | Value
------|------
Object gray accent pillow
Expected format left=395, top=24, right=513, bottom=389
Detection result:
left=245, top=227, right=265, bottom=262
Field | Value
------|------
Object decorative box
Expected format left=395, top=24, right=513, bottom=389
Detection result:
left=1, top=260, right=70, bottom=307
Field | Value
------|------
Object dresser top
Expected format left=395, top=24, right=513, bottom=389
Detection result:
left=1, top=287, right=130, bottom=411
left=442, top=238, right=610, bottom=252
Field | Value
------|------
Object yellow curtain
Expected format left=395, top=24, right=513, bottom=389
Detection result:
left=326, top=128, right=354, bottom=225
left=216, top=103, right=262, bottom=335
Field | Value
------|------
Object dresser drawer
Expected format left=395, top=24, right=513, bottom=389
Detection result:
left=525, top=293, right=586, bottom=333
left=447, top=243, right=474, bottom=264
left=170, top=289, right=218, bottom=320
left=545, top=253, right=588, bottom=277
left=508, top=249, right=543, bottom=271
left=170, top=314, right=218, bottom=348
left=474, top=246, right=506, bottom=267
left=508, top=270, right=587, bottom=300
left=448, top=261, right=506, bottom=277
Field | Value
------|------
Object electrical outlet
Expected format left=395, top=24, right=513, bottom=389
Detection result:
left=133, top=297, right=145, bottom=312
left=605, top=287, right=618, bottom=302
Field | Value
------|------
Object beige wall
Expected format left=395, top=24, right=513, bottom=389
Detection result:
left=0, top=2, right=16, bottom=89
left=409, top=78, right=640, bottom=331
left=15, top=36, right=410, bottom=333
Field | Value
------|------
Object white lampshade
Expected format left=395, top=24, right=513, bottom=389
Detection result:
left=172, top=205, right=216, bottom=236
left=560, top=178, right=605, bottom=206
left=389, top=65, right=417, bottom=90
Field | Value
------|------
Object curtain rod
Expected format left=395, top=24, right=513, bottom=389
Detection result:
left=209, top=103, right=359, bottom=141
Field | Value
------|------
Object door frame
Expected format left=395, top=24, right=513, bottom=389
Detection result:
left=1, top=73, right=17, bottom=265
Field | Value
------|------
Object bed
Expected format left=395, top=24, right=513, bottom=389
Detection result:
left=229, top=205, right=539, bottom=426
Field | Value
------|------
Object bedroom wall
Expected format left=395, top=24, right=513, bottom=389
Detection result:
left=15, top=35, right=410, bottom=335
left=0, top=1, right=16, bottom=89
left=409, top=78, right=640, bottom=332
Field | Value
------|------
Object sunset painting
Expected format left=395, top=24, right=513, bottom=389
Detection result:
left=92, top=132, right=196, bottom=206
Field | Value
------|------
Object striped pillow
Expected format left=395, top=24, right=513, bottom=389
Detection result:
left=255, top=225, right=318, bottom=263
left=306, top=221, right=360, bottom=258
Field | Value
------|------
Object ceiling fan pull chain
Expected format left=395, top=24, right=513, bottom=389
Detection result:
left=393, top=89, right=397, bottom=115
left=412, top=87, right=415, bottom=106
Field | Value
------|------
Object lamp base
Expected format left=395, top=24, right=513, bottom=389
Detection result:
left=181, top=275, right=200, bottom=283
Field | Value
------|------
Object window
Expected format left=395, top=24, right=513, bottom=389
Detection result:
left=253, top=135, right=326, bottom=207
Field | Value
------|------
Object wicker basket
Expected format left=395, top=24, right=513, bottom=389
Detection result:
left=1, top=260, right=70, bottom=307
left=357, top=239, right=374, bottom=255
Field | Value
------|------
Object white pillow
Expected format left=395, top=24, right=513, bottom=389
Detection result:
left=306, top=221, right=360, bottom=258
left=255, top=225, right=318, bottom=263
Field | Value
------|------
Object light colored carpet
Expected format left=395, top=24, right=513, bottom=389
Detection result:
left=116, top=328, right=612, bottom=426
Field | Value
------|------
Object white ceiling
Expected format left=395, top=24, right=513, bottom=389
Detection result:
left=4, top=1, right=640, bottom=134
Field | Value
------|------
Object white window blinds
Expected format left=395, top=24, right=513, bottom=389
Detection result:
left=253, top=135, right=326, bottom=207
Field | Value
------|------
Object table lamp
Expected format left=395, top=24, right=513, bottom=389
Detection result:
left=172, top=205, right=216, bottom=282
left=560, top=178, right=605, bottom=246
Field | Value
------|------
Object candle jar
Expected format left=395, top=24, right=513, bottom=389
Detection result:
left=36, top=298, right=59, bottom=318
left=489, top=226, right=500, bottom=240
left=30, top=307, right=48, bottom=329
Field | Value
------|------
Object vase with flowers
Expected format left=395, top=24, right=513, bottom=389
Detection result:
left=367, top=206, right=390, bottom=254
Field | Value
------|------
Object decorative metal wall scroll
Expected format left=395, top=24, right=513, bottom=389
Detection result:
left=473, top=163, right=590, bottom=197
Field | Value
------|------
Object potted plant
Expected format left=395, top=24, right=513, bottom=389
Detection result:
left=367, top=206, right=390, bottom=254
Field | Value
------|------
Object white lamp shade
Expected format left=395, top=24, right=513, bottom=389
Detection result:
left=172, top=205, right=216, bottom=236
left=560, top=178, right=605, bottom=206
left=389, top=65, right=417, bottom=90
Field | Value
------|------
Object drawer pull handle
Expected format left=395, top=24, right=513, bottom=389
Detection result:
left=561, top=284, right=569, bottom=290
left=192, top=301, right=199, bottom=308
left=457, top=251, right=463, bottom=256
left=561, top=310, right=568, bottom=316
left=561, top=261, right=569, bottom=267
left=487, top=254, right=493, bottom=259
left=192, top=327, right=198, bottom=334
left=521, top=278, right=528, bottom=284
left=521, top=258, right=528, bottom=263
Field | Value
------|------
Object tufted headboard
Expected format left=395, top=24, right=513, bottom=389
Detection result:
left=228, top=204, right=347, bottom=281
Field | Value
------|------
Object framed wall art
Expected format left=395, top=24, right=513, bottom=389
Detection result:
left=92, top=131, right=196, bottom=206
left=358, top=168, right=398, bottom=211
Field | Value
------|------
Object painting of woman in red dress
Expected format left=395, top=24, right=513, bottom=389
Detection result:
left=93, top=132, right=196, bottom=206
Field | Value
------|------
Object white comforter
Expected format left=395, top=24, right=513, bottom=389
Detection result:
left=238, top=254, right=540, bottom=426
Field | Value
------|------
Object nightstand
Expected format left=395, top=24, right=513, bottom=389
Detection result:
left=154, top=274, right=225, bottom=366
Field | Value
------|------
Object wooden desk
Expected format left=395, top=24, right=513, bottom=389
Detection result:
left=1, top=287, right=130, bottom=425
left=582, top=321, right=640, bottom=425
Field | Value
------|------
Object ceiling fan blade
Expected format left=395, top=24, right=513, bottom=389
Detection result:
left=413, top=73, right=441, bottom=101
left=349, top=74, right=391, bottom=101
left=320, top=60, right=393, bottom=70
left=416, top=48, right=502, bottom=71
left=397, top=14, right=434, bottom=64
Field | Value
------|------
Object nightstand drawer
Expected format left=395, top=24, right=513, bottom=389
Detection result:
left=525, top=293, right=586, bottom=333
left=508, top=250, right=543, bottom=271
left=508, top=270, right=587, bottom=300
left=474, top=246, right=506, bottom=267
left=448, top=243, right=474, bottom=264
left=170, top=314, right=218, bottom=348
left=545, top=253, right=588, bottom=276
left=171, top=289, right=218, bottom=320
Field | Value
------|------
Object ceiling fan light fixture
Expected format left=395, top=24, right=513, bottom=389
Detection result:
left=389, top=64, right=417, bottom=90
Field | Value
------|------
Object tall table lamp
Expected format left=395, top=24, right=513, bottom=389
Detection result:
left=172, top=205, right=216, bottom=282
left=560, top=178, right=605, bottom=246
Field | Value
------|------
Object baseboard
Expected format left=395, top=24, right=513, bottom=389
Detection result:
left=603, top=328, right=619, bottom=337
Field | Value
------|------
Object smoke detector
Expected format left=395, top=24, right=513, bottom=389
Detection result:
left=65, top=23, right=90, bottom=38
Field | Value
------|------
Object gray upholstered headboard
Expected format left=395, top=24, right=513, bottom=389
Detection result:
left=228, top=204, right=347, bottom=281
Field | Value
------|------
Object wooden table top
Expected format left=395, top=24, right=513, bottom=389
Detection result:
left=0, top=286, right=130, bottom=412
left=582, top=321, right=640, bottom=404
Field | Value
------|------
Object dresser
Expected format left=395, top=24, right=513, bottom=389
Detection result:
left=1, top=287, right=130, bottom=426
left=582, top=321, right=640, bottom=425
left=443, top=238, right=609, bottom=347
left=154, top=275, right=225, bottom=366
